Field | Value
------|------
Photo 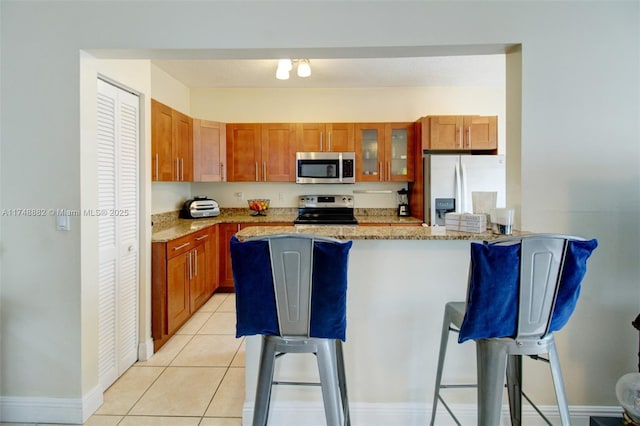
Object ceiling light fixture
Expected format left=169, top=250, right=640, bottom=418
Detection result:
left=276, top=59, right=311, bottom=80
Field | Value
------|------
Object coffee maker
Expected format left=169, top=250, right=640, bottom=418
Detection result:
left=397, top=188, right=411, bottom=217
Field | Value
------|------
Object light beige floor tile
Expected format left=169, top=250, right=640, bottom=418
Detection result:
left=176, top=311, right=212, bottom=335
left=231, top=339, right=245, bottom=367
left=118, top=416, right=201, bottom=425
left=136, top=334, right=192, bottom=367
left=81, top=414, right=123, bottom=425
left=171, top=335, right=242, bottom=367
left=198, top=293, right=228, bottom=313
left=205, top=367, right=245, bottom=417
left=217, top=294, right=236, bottom=312
left=130, top=367, right=225, bottom=416
left=96, top=366, right=165, bottom=415
left=199, top=418, right=242, bottom=426
left=199, top=312, right=237, bottom=335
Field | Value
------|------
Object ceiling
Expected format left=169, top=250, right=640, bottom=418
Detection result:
left=151, top=55, right=506, bottom=89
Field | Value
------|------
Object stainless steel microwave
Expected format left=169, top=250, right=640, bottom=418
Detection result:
left=296, top=152, right=356, bottom=184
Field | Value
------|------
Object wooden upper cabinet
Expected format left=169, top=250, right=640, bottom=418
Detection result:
left=261, top=123, right=296, bottom=182
left=297, top=123, right=354, bottom=152
left=464, top=116, right=497, bottom=150
left=193, top=119, right=226, bottom=182
left=355, top=122, right=415, bottom=182
left=226, top=123, right=296, bottom=182
left=151, top=99, right=192, bottom=181
left=421, top=115, right=497, bottom=151
left=172, top=109, right=193, bottom=181
left=226, top=123, right=261, bottom=182
left=151, top=100, right=174, bottom=181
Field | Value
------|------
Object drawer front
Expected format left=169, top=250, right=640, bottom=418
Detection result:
left=191, top=228, right=212, bottom=247
left=167, top=234, right=193, bottom=258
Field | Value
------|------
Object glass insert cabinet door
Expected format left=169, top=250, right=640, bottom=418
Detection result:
left=355, top=123, right=414, bottom=182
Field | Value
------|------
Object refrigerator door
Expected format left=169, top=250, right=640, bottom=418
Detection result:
left=459, top=155, right=506, bottom=214
left=424, top=155, right=460, bottom=225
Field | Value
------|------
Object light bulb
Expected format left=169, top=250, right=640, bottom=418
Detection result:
left=297, top=59, right=311, bottom=78
left=276, top=67, right=289, bottom=80
left=277, top=59, right=292, bottom=71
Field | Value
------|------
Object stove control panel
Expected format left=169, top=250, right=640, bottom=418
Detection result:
left=298, top=195, right=354, bottom=208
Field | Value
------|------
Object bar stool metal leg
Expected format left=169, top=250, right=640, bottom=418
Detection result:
left=548, top=340, right=572, bottom=425
left=506, top=354, right=523, bottom=426
left=253, top=337, right=277, bottom=426
left=316, top=339, right=343, bottom=425
left=477, top=340, right=509, bottom=426
left=336, top=340, right=351, bottom=426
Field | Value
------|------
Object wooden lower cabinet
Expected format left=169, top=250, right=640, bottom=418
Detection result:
left=218, top=222, right=292, bottom=292
left=152, top=225, right=218, bottom=351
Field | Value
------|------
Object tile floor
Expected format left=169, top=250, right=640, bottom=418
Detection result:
left=1, top=293, right=245, bottom=426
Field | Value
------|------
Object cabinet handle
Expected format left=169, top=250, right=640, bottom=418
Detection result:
left=388, top=162, right=391, bottom=180
left=173, top=242, right=191, bottom=251
left=154, top=153, right=158, bottom=180
left=194, top=249, right=198, bottom=277
left=195, top=235, right=208, bottom=241
left=176, top=158, right=179, bottom=180
left=320, top=132, right=323, bottom=151
left=181, top=158, right=184, bottom=181
left=467, top=126, right=472, bottom=148
left=263, top=162, right=267, bottom=182
left=328, top=132, right=332, bottom=151
left=379, top=162, right=383, bottom=181
left=220, top=163, right=225, bottom=181
left=458, top=126, right=463, bottom=149
left=255, top=162, right=259, bottom=181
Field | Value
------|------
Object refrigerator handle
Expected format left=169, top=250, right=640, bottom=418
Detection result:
left=460, top=161, right=469, bottom=213
left=454, top=160, right=463, bottom=213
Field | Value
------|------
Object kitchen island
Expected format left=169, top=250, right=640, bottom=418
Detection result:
left=234, top=225, right=530, bottom=425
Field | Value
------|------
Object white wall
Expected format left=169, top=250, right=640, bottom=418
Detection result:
left=187, top=85, right=506, bottom=210
left=0, top=1, right=637, bottom=423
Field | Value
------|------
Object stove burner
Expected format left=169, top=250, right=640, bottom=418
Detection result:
left=294, top=195, right=358, bottom=225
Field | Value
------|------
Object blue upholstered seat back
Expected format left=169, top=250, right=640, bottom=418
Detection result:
left=230, top=235, right=352, bottom=341
left=458, top=235, right=597, bottom=343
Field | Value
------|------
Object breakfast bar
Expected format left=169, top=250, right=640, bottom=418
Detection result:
left=234, top=225, right=528, bottom=425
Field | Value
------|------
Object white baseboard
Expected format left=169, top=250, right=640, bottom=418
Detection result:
left=0, top=384, right=103, bottom=425
left=138, top=336, right=155, bottom=361
left=242, top=401, right=623, bottom=426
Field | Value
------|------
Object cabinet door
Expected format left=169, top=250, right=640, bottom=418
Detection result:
left=387, top=123, right=415, bottom=182
left=429, top=116, right=464, bottom=150
left=172, top=109, right=193, bottom=181
left=151, top=99, right=173, bottom=181
left=189, top=243, right=209, bottom=313
left=464, top=116, right=497, bottom=150
left=226, top=124, right=261, bottom=181
left=193, top=119, right=226, bottom=182
left=218, top=223, right=240, bottom=290
left=167, top=252, right=191, bottom=334
left=355, top=123, right=386, bottom=182
left=204, top=225, right=219, bottom=296
left=261, top=123, right=296, bottom=182
left=326, top=123, right=354, bottom=152
left=298, top=123, right=325, bottom=152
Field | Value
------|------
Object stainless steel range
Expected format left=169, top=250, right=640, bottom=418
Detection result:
left=294, top=195, right=358, bottom=225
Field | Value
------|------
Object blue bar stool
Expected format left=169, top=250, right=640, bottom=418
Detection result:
left=430, top=234, right=597, bottom=426
left=230, top=234, right=352, bottom=426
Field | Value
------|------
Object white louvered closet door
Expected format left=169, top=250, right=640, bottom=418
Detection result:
left=97, top=78, right=139, bottom=391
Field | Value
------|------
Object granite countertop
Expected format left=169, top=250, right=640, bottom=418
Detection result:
left=151, top=208, right=423, bottom=242
left=151, top=209, right=522, bottom=242
left=234, top=225, right=527, bottom=241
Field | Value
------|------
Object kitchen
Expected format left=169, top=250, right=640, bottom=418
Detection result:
left=1, top=2, right=636, bottom=425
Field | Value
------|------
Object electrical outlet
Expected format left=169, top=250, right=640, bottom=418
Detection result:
left=279, top=192, right=284, bottom=201
left=235, top=192, right=244, bottom=200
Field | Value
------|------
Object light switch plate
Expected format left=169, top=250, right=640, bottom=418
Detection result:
left=56, top=214, right=70, bottom=231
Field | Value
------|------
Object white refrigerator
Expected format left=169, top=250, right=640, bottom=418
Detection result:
left=423, top=154, right=506, bottom=225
